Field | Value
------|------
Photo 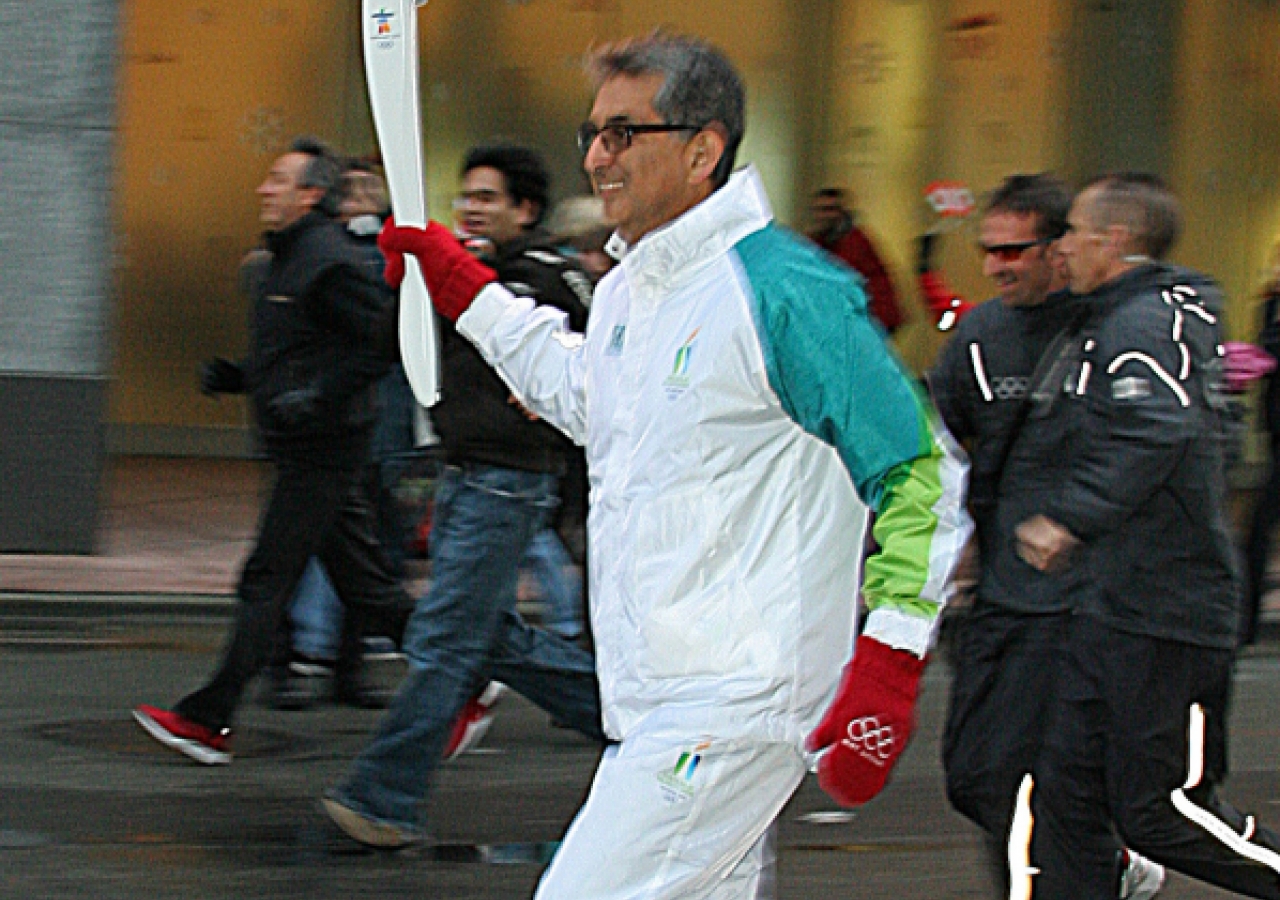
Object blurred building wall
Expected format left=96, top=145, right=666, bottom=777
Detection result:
left=0, top=2, right=120, bottom=552
left=101, top=0, right=1280, bottom=460
left=109, top=0, right=371, bottom=455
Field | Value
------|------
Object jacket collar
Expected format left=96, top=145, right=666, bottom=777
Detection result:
left=612, top=166, right=773, bottom=291
left=264, top=210, right=326, bottom=255
left=1085, top=263, right=1163, bottom=320
left=494, top=227, right=553, bottom=265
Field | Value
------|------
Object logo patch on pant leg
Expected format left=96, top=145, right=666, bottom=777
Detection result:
left=657, top=741, right=711, bottom=803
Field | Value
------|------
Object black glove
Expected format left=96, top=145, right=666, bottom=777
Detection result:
left=915, top=233, right=937, bottom=275
left=268, top=385, right=322, bottom=428
left=200, top=357, right=244, bottom=396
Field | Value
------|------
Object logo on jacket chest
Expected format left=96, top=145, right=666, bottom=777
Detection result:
left=663, top=328, right=700, bottom=397
left=605, top=324, right=626, bottom=357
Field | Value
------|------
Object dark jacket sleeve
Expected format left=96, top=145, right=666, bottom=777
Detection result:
left=928, top=317, right=977, bottom=445
left=1259, top=291, right=1280, bottom=359
left=499, top=253, right=591, bottom=331
left=309, top=264, right=395, bottom=410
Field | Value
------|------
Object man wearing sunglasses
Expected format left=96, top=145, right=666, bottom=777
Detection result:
left=326, top=33, right=970, bottom=898
left=929, top=174, right=1165, bottom=899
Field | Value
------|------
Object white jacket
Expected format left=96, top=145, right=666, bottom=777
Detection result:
left=459, top=167, right=970, bottom=744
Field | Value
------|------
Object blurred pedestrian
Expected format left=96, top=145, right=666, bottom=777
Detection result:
left=930, top=173, right=1164, bottom=899
left=278, top=161, right=427, bottom=709
left=132, top=136, right=412, bottom=763
left=1242, top=247, right=1280, bottom=646
left=321, top=141, right=603, bottom=849
left=809, top=187, right=905, bottom=333
left=1014, top=174, right=1280, bottom=899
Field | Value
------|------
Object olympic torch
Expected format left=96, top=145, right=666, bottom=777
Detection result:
left=362, top=0, right=439, bottom=406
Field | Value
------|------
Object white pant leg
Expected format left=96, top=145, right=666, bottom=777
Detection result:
left=708, top=823, right=778, bottom=900
left=534, top=732, right=806, bottom=900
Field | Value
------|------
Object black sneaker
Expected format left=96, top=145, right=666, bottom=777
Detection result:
left=332, top=676, right=393, bottom=710
left=264, top=667, right=315, bottom=711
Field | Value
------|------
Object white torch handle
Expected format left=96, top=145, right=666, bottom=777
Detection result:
left=362, top=0, right=439, bottom=406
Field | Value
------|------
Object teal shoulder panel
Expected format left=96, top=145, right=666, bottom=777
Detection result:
left=733, top=224, right=930, bottom=508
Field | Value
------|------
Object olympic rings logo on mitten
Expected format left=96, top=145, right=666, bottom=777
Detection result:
left=841, top=716, right=897, bottom=765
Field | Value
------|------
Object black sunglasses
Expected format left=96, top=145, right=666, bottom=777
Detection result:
left=577, top=121, right=702, bottom=157
left=978, top=238, right=1052, bottom=262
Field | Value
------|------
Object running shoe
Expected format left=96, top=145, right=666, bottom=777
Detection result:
left=132, top=705, right=232, bottom=765
left=1119, top=850, right=1166, bottom=900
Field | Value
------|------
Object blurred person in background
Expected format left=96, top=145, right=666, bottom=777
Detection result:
left=133, top=136, right=412, bottom=762
left=808, top=186, right=905, bottom=334
left=322, top=141, right=603, bottom=850
left=1242, top=246, right=1280, bottom=646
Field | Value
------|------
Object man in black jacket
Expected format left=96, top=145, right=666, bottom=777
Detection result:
left=322, top=143, right=602, bottom=849
left=932, top=175, right=1163, bottom=900
left=133, top=136, right=412, bottom=763
left=931, top=174, right=1081, bottom=888
left=1015, top=174, right=1280, bottom=899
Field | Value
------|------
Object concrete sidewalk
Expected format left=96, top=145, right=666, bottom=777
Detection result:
left=0, top=456, right=262, bottom=597
left=2, top=456, right=1277, bottom=642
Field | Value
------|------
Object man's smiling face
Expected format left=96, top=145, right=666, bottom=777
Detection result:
left=582, top=73, right=707, bottom=245
left=980, top=211, right=1056, bottom=308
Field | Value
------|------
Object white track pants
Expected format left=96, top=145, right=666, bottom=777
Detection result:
left=534, top=731, right=806, bottom=900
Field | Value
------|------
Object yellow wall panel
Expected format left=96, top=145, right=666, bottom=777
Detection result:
left=912, top=0, right=1069, bottom=368
left=109, top=0, right=1280, bottom=445
left=112, top=0, right=366, bottom=429
left=1171, top=0, right=1280, bottom=341
left=821, top=0, right=943, bottom=370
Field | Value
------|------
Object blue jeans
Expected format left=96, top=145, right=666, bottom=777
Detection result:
left=524, top=528, right=584, bottom=640
left=331, top=464, right=602, bottom=834
left=291, top=557, right=342, bottom=661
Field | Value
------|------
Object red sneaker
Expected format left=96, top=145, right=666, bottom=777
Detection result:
left=133, top=705, right=232, bottom=765
left=442, top=683, right=505, bottom=760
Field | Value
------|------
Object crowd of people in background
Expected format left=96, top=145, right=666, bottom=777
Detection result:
left=124, top=28, right=1280, bottom=900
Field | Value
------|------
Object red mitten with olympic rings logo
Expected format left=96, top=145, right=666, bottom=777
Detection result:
left=806, top=635, right=926, bottom=807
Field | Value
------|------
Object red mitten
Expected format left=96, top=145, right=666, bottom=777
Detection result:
left=378, top=218, right=497, bottom=321
left=383, top=244, right=406, bottom=289
left=806, top=635, right=926, bottom=807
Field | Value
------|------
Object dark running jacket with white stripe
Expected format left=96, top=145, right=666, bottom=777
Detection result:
left=1006, top=264, right=1240, bottom=648
left=929, top=290, right=1081, bottom=612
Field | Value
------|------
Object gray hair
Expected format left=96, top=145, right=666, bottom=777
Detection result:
left=1081, top=172, right=1182, bottom=260
left=289, top=135, right=344, bottom=218
left=586, top=32, right=745, bottom=188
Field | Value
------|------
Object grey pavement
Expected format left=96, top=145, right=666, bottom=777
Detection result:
left=1, top=602, right=1277, bottom=899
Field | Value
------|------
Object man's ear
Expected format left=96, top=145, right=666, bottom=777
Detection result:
left=300, top=185, right=326, bottom=212
left=689, top=125, right=728, bottom=184
left=515, top=198, right=540, bottom=229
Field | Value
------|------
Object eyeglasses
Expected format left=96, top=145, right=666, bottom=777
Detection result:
left=978, top=238, right=1051, bottom=262
left=577, top=121, right=702, bottom=157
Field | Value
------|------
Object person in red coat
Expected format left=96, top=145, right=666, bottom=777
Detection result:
left=808, top=187, right=905, bottom=333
